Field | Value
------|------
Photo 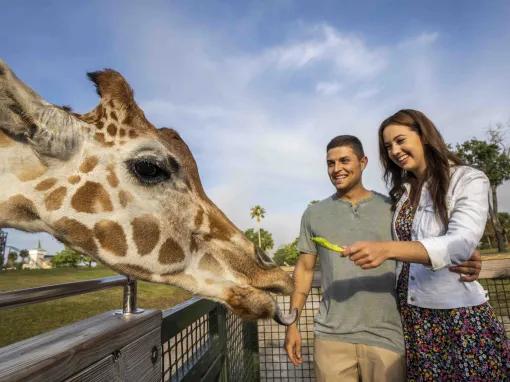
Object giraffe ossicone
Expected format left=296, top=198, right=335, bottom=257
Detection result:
left=0, top=59, right=296, bottom=324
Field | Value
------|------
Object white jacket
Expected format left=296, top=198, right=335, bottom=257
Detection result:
left=393, top=165, right=489, bottom=309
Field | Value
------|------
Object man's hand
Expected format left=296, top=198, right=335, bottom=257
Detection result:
left=343, top=241, right=389, bottom=269
left=284, top=325, right=303, bottom=366
left=449, top=249, right=482, bottom=282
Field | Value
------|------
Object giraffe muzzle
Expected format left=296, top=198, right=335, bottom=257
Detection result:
left=273, top=306, right=298, bottom=326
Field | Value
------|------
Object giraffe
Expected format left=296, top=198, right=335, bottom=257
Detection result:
left=0, top=59, right=296, bottom=324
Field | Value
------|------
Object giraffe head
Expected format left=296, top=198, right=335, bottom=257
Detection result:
left=0, top=59, right=296, bottom=324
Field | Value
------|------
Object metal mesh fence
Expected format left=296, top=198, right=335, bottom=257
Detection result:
left=480, top=277, right=510, bottom=336
left=162, top=313, right=211, bottom=382
left=225, top=309, right=259, bottom=381
left=161, top=299, right=259, bottom=381
left=258, top=285, right=322, bottom=382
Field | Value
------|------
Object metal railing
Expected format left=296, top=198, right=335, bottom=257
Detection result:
left=0, top=275, right=142, bottom=315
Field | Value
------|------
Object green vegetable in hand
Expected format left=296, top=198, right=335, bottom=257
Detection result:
left=312, top=236, right=345, bottom=253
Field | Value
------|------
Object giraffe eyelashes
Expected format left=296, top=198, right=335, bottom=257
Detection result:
left=126, top=158, right=171, bottom=185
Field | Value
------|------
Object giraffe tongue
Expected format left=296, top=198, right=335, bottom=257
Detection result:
left=273, top=306, right=298, bottom=326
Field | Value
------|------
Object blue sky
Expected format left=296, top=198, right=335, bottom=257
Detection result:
left=2, top=0, right=510, bottom=255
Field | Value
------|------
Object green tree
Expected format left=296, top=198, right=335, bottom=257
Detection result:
left=250, top=205, right=266, bottom=248
left=481, top=212, right=510, bottom=249
left=52, top=247, right=82, bottom=268
left=273, top=239, right=299, bottom=266
left=454, top=127, right=510, bottom=252
left=80, top=254, right=94, bottom=267
left=6, top=251, right=18, bottom=268
left=18, top=249, right=29, bottom=264
left=244, top=228, right=274, bottom=251
left=0, top=252, right=4, bottom=270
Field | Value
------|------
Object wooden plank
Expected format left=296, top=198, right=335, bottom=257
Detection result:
left=120, top=327, right=161, bottom=382
left=0, top=309, right=161, bottom=382
left=480, top=258, right=510, bottom=279
left=64, top=356, right=117, bottom=382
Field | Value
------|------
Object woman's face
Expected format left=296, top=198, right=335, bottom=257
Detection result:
left=382, top=124, right=427, bottom=178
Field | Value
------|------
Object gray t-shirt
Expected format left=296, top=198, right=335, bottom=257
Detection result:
left=297, top=192, right=404, bottom=354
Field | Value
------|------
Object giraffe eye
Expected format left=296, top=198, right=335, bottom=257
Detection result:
left=127, top=158, right=170, bottom=185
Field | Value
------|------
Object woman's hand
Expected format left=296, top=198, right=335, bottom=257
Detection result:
left=449, top=249, right=482, bottom=282
left=343, top=241, right=390, bottom=269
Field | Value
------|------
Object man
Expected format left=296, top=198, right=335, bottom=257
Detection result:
left=284, top=135, right=480, bottom=382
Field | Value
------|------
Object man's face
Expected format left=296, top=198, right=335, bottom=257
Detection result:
left=327, top=146, right=367, bottom=192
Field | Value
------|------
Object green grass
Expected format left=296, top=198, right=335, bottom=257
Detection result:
left=0, top=267, right=191, bottom=347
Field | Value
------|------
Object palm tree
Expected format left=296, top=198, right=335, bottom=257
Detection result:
left=250, top=205, right=266, bottom=248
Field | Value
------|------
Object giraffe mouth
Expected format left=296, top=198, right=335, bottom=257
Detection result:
left=273, top=306, right=298, bottom=326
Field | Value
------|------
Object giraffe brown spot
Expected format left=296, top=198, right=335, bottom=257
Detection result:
left=106, top=164, right=119, bottom=188
left=199, top=253, right=223, bottom=274
left=0, top=130, right=13, bottom=147
left=205, top=210, right=238, bottom=242
left=189, top=235, right=199, bottom=253
left=110, top=111, right=118, bottom=121
left=114, top=263, right=153, bottom=280
left=44, top=186, right=67, bottom=211
left=128, top=130, right=138, bottom=138
left=0, top=195, right=39, bottom=222
left=54, top=217, right=97, bottom=256
left=96, top=105, right=104, bottom=119
left=68, top=175, right=81, bottom=184
left=96, top=121, right=104, bottom=130
left=107, top=123, right=117, bottom=137
left=35, top=178, right=58, bottom=191
left=119, top=128, right=126, bottom=137
left=131, top=215, right=160, bottom=256
left=122, top=115, right=133, bottom=126
left=71, top=181, right=113, bottom=213
left=94, top=220, right=127, bottom=257
left=94, top=132, right=114, bottom=147
left=118, top=190, right=133, bottom=208
left=194, top=207, right=204, bottom=228
left=159, top=237, right=185, bottom=264
left=79, top=156, right=99, bottom=173
left=108, top=99, right=115, bottom=108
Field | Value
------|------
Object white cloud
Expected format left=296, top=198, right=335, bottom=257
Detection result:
left=399, top=32, right=440, bottom=48
left=265, top=24, right=387, bottom=79
left=315, top=81, right=343, bottom=96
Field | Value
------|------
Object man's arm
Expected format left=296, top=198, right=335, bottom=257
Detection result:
left=284, top=253, right=317, bottom=366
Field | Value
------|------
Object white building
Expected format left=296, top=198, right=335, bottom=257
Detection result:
left=23, top=241, right=53, bottom=270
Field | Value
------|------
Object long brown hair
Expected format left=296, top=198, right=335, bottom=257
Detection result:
left=378, top=109, right=461, bottom=227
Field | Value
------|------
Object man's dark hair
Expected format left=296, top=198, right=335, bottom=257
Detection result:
left=326, top=135, right=365, bottom=158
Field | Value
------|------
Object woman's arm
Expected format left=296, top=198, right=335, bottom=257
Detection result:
left=417, top=170, right=489, bottom=270
left=343, top=240, right=430, bottom=269
left=345, top=169, right=489, bottom=270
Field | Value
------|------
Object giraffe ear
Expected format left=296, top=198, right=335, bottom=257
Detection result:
left=0, top=59, right=83, bottom=160
left=87, top=69, right=137, bottom=110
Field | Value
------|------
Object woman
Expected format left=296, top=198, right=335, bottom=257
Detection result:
left=343, top=109, right=509, bottom=380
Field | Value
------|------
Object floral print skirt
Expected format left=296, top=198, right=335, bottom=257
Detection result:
left=397, top=263, right=509, bottom=381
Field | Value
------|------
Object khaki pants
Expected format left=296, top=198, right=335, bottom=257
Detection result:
left=314, top=338, right=405, bottom=382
